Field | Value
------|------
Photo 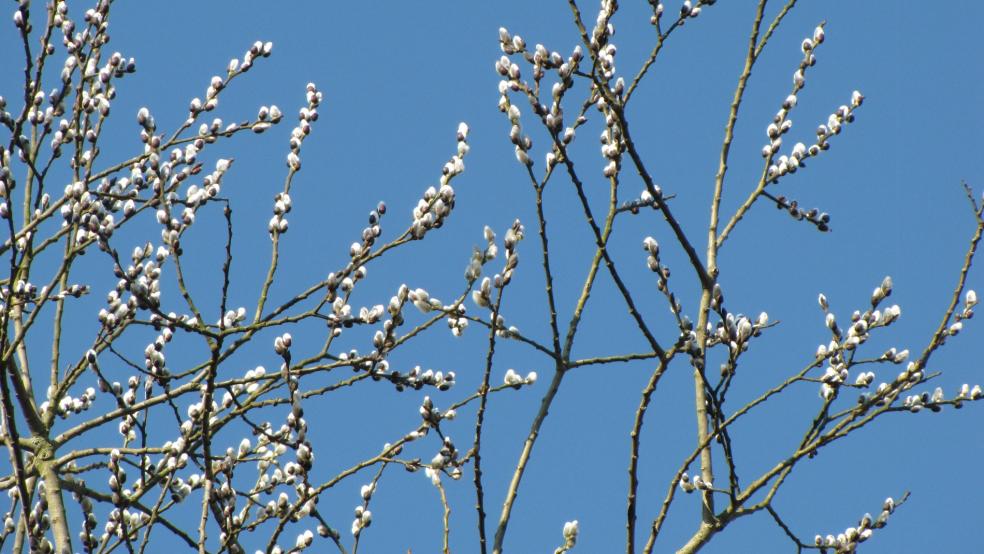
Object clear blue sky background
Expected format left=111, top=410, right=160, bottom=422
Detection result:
left=2, top=1, right=983, bottom=552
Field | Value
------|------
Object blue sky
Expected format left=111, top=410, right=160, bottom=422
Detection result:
left=2, top=1, right=983, bottom=552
